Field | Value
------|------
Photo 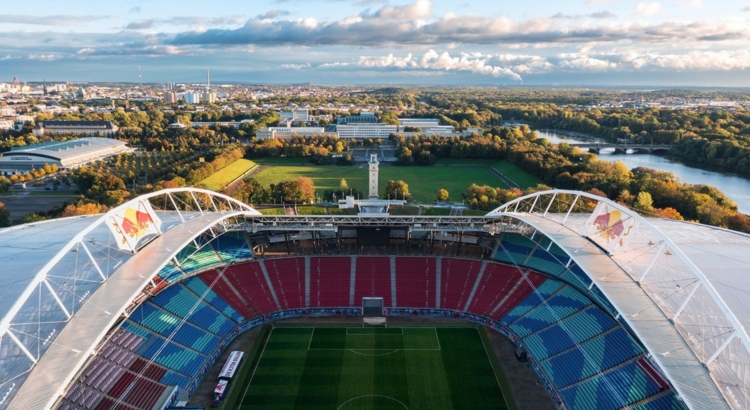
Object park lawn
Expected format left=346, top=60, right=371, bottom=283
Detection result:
left=239, top=326, right=509, bottom=410
left=200, top=159, right=257, bottom=191
left=253, top=164, right=507, bottom=204
left=253, top=165, right=369, bottom=197
left=434, top=158, right=498, bottom=167
left=296, top=206, right=328, bottom=215
left=421, top=206, right=452, bottom=216
left=252, top=157, right=317, bottom=166
left=491, top=162, right=543, bottom=189
left=377, top=166, right=506, bottom=203
left=258, top=207, right=287, bottom=215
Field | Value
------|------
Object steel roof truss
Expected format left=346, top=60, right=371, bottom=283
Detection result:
left=42, top=279, right=71, bottom=321
left=6, top=330, right=37, bottom=364
left=79, top=241, right=106, bottom=282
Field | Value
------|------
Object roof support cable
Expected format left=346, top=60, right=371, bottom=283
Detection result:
left=189, top=191, right=204, bottom=215
left=638, top=243, right=666, bottom=284
left=168, top=193, right=185, bottom=223
left=671, top=282, right=702, bottom=323
left=80, top=241, right=107, bottom=282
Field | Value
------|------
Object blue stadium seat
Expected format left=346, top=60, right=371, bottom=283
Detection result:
left=175, top=242, right=222, bottom=274
left=157, top=262, right=184, bottom=284
left=560, top=361, right=661, bottom=410
left=150, top=284, right=236, bottom=335
left=501, top=280, right=565, bottom=324
left=212, top=232, right=254, bottom=262
left=181, top=276, right=245, bottom=323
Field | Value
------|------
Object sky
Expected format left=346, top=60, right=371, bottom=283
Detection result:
left=1, top=0, right=749, bottom=86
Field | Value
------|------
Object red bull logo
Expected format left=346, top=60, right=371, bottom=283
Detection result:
left=108, top=201, right=162, bottom=251
left=120, top=207, right=154, bottom=240
left=593, top=209, right=633, bottom=246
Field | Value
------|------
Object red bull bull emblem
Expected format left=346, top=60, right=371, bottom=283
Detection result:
left=117, top=207, right=154, bottom=244
left=593, top=209, right=633, bottom=246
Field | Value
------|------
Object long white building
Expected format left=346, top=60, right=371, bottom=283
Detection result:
left=255, top=127, right=336, bottom=140
left=336, top=123, right=397, bottom=139
left=33, top=121, right=119, bottom=137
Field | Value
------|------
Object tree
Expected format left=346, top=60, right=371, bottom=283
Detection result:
left=0, top=202, right=9, bottom=227
left=340, top=178, right=349, bottom=191
left=62, top=202, right=109, bottom=217
left=396, top=146, right=412, bottom=165
left=385, top=180, right=410, bottom=200
left=634, top=191, right=654, bottom=213
left=436, top=189, right=449, bottom=201
left=297, top=176, right=316, bottom=202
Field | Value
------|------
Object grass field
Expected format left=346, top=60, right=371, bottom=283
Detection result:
left=491, top=162, right=544, bottom=189
left=252, top=164, right=510, bottom=203
left=238, top=325, right=509, bottom=410
left=199, top=159, right=257, bottom=190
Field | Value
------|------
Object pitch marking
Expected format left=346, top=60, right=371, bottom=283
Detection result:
left=239, top=326, right=276, bottom=408
left=347, top=349, right=400, bottom=356
left=336, top=395, right=409, bottom=410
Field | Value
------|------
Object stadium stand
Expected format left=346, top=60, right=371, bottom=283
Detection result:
left=222, top=262, right=279, bottom=314
left=395, top=257, right=435, bottom=308
left=309, top=256, right=352, bottom=307
left=265, top=258, right=306, bottom=309
left=211, top=231, right=254, bottom=262
left=439, top=258, right=482, bottom=310
left=199, top=269, right=256, bottom=319
left=354, top=257, right=392, bottom=307
left=156, top=261, right=184, bottom=285
left=468, top=263, right=521, bottom=316
left=55, top=254, right=682, bottom=410
left=181, top=276, right=245, bottom=323
left=174, top=242, right=222, bottom=274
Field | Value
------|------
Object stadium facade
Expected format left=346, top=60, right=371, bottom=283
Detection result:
left=0, top=138, right=130, bottom=174
left=0, top=188, right=747, bottom=410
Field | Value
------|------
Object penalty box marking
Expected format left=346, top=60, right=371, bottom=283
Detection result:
left=308, top=327, right=441, bottom=351
left=345, top=327, right=404, bottom=336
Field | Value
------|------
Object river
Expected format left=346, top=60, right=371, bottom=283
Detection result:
left=536, top=130, right=750, bottom=214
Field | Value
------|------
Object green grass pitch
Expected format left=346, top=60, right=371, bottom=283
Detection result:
left=238, top=326, right=509, bottom=410
left=251, top=164, right=508, bottom=203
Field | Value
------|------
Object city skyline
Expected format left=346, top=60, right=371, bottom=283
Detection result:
left=1, top=0, right=749, bottom=86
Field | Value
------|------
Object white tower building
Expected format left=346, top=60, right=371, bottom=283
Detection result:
left=368, top=153, right=379, bottom=198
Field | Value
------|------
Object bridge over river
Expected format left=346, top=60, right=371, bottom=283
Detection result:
left=570, top=142, right=673, bottom=154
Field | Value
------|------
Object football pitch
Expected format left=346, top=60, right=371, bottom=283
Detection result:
left=238, top=325, right=511, bottom=410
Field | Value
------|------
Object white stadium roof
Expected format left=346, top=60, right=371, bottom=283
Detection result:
left=0, top=138, right=129, bottom=168
left=0, top=188, right=748, bottom=409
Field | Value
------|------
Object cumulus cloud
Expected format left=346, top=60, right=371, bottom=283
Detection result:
left=0, top=14, right=110, bottom=27
left=126, top=20, right=154, bottom=30
left=329, top=0, right=388, bottom=5
left=257, top=10, right=291, bottom=19
left=357, top=50, right=523, bottom=81
left=28, top=54, right=62, bottom=61
left=166, top=11, right=750, bottom=49
left=679, top=0, right=703, bottom=8
left=371, top=0, right=433, bottom=20
left=635, top=2, right=662, bottom=16
left=77, top=44, right=186, bottom=56
left=281, top=62, right=311, bottom=69
left=590, top=11, right=617, bottom=19
left=552, top=11, right=617, bottom=19
left=325, top=48, right=750, bottom=80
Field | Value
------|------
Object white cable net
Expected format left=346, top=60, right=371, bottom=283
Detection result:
left=490, top=190, right=750, bottom=410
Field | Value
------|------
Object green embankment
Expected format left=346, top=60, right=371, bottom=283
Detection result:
left=199, top=159, right=258, bottom=191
